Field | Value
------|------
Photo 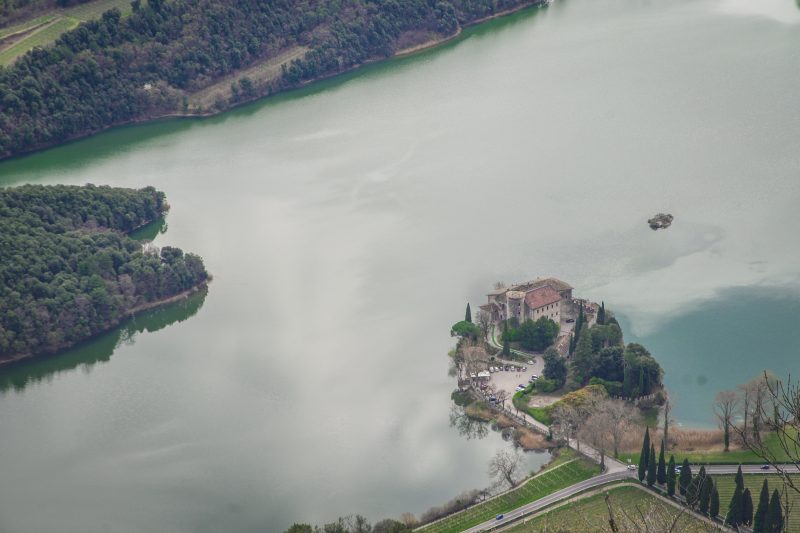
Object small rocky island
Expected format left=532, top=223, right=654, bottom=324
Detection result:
left=648, top=213, right=674, bottom=230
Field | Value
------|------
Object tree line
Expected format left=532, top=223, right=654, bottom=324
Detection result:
left=636, top=428, right=785, bottom=531
left=0, top=0, right=541, bottom=159
left=0, top=184, right=208, bottom=358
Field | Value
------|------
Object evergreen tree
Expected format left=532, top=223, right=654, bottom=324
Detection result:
left=657, top=440, right=666, bottom=484
left=465, top=303, right=472, bottom=323
left=710, top=482, right=720, bottom=518
left=666, top=455, right=676, bottom=496
left=735, top=464, right=744, bottom=490
left=638, top=366, right=645, bottom=396
left=727, top=483, right=743, bottom=526
left=686, top=476, right=701, bottom=507
left=699, top=474, right=712, bottom=514
left=742, top=488, right=754, bottom=526
left=597, top=301, right=605, bottom=325
left=765, top=489, right=783, bottom=533
left=571, top=324, right=593, bottom=384
left=646, top=444, right=657, bottom=486
left=638, top=428, right=650, bottom=482
left=679, top=459, right=692, bottom=495
left=502, top=321, right=510, bottom=356
left=753, top=479, right=770, bottom=533
left=623, top=365, right=632, bottom=398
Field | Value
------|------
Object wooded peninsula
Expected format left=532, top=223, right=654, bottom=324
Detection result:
left=0, top=184, right=208, bottom=362
left=0, top=0, right=544, bottom=160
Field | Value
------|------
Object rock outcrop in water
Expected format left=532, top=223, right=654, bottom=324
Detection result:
left=648, top=213, right=674, bottom=230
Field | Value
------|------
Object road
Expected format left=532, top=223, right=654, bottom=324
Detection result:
left=462, top=470, right=636, bottom=533
left=461, top=464, right=800, bottom=532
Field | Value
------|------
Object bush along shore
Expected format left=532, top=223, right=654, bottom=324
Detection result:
left=0, top=184, right=209, bottom=363
left=0, top=0, right=548, bottom=160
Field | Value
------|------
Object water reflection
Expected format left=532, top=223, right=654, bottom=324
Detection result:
left=449, top=404, right=490, bottom=441
left=0, top=288, right=207, bottom=394
left=128, top=216, right=168, bottom=241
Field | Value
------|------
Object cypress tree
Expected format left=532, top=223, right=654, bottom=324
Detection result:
left=666, top=455, right=676, bottom=496
left=753, top=479, right=769, bottom=533
left=646, top=444, right=657, bottom=486
left=742, top=488, right=753, bottom=526
left=735, top=465, right=744, bottom=490
left=638, top=427, right=650, bottom=482
left=597, top=301, right=605, bottom=325
left=710, top=482, right=720, bottom=518
left=728, top=483, right=743, bottom=526
left=699, top=474, right=712, bottom=514
left=765, top=489, right=783, bottom=533
left=502, top=321, right=510, bottom=356
left=687, top=476, right=701, bottom=507
left=638, top=366, right=645, bottom=396
left=465, top=303, right=472, bottom=323
left=679, top=459, right=691, bottom=495
left=657, top=440, right=666, bottom=484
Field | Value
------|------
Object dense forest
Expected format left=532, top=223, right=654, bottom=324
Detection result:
left=0, top=0, right=541, bottom=159
left=0, top=184, right=208, bottom=359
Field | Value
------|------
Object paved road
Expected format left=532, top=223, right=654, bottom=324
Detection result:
left=462, top=470, right=636, bottom=533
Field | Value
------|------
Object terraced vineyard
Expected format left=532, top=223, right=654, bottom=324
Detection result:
left=0, top=0, right=132, bottom=65
left=714, top=474, right=800, bottom=532
left=505, top=485, right=717, bottom=533
left=418, top=452, right=600, bottom=533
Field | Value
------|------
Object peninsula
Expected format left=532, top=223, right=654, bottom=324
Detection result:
left=0, top=184, right=209, bottom=364
left=0, top=0, right=548, bottom=160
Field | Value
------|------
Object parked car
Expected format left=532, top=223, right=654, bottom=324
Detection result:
left=627, top=464, right=636, bottom=471
left=488, top=395, right=497, bottom=402
left=521, top=366, right=527, bottom=371
left=515, top=385, right=525, bottom=392
left=566, top=318, right=575, bottom=323
left=531, top=374, right=539, bottom=381
left=527, top=360, right=534, bottom=365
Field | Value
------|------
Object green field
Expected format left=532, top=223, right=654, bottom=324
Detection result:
left=714, top=474, right=800, bottom=532
left=505, top=485, right=717, bottom=532
left=0, top=0, right=132, bottom=65
left=418, top=451, right=600, bottom=533
left=621, top=432, right=792, bottom=466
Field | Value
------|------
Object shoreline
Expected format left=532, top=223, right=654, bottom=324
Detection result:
left=0, top=279, right=210, bottom=369
left=0, top=1, right=545, bottom=163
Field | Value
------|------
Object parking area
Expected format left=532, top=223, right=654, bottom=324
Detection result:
left=485, top=358, right=543, bottom=398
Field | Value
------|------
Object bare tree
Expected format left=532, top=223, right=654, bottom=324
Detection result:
left=551, top=403, right=582, bottom=450
left=476, top=309, right=492, bottom=341
left=488, top=448, right=524, bottom=489
left=496, top=389, right=509, bottom=411
left=462, top=344, right=488, bottom=384
left=713, top=390, right=739, bottom=452
left=591, top=399, right=638, bottom=459
left=493, top=281, right=507, bottom=290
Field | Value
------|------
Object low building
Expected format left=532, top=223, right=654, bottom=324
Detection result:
left=480, top=277, right=573, bottom=324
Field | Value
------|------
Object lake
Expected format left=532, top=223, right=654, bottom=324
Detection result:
left=0, top=0, right=799, bottom=530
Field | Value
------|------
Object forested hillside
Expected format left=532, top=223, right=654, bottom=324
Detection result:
left=0, top=184, right=208, bottom=360
left=0, top=0, right=540, bottom=159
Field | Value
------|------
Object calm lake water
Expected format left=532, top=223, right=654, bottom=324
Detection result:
left=1, top=0, right=799, bottom=530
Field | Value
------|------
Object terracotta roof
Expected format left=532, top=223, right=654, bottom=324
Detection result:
left=511, top=277, right=573, bottom=293
left=525, top=286, right=562, bottom=310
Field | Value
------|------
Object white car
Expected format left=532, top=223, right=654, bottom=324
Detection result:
left=531, top=374, right=539, bottom=381
left=527, top=360, right=534, bottom=365
left=627, top=464, right=637, bottom=471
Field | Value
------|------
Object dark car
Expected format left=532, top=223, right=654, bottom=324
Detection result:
left=566, top=318, right=575, bottom=323
left=496, top=514, right=504, bottom=521
left=761, top=464, right=771, bottom=470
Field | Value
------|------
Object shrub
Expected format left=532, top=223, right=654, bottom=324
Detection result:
left=535, top=378, right=558, bottom=393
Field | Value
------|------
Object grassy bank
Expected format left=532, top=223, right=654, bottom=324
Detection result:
left=621, top=432, right=791, bottom=466
left=418, top=450, right=599, bottom=533
left=504, top=485, right=716, bottom=532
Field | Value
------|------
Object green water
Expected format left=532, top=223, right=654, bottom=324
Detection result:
left=0, top=0, right=799, bottom=530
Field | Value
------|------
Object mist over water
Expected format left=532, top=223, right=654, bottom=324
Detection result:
left=0, top=0, right=799, bottom=530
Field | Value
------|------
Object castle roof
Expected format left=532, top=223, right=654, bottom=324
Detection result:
left=524, top=286, right=562, bottom=310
